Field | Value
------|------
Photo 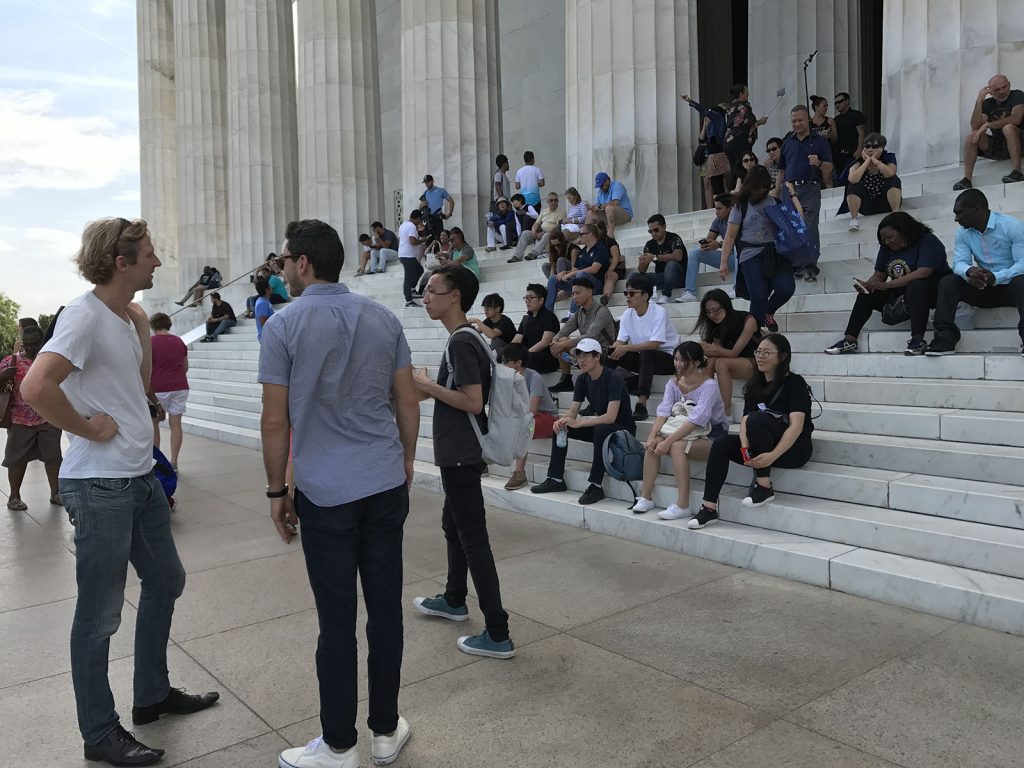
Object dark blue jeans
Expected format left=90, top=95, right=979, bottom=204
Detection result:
left=740, top=252, right=796, bottom=325
left=205, top=318, right=236, bottom=339
left=60, top=473, right=186, bottom=745
left=629, top=262, right=685, bottom=297
left=546, top=271, right=602, bottom=312
left=295, top=484, right=409, bottom=751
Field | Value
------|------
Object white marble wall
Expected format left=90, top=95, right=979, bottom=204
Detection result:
left=881, top=0, right=1024, bottom=173
left=400, top=0, right=502, bottom=243
left=173, top=0, right=230, bottom=285
left=138, top=0, right=179, bottom=299
left=297, top=0, right=384, bottom=252
left=746, top=0, right=862, bottom=152
left=565, top=0, right=700, bottom=221
left=225, top=0, right=298, bottom=279
left=376, top=0, right=403, bottom=230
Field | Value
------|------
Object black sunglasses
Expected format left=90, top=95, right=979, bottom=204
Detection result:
left=863, top=143, right=883, bottom=149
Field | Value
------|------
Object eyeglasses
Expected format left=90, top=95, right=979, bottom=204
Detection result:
left=863, top=143, right=883, bottom=149
left=647, top=228, right=662, bottom=234
left=743, top=158, right=757, bottom=163
left=705, top=305, right=725, bottom=316
left=424, top=288, right=453, bottom=297
left=753, top=348, right=777, bottom=357
left=523, top=295, right=541, bottom=301
left=623, top=289, right=643, bottom=297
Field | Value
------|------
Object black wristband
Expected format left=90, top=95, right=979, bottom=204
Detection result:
left=265, top=485, right=290, bottom=499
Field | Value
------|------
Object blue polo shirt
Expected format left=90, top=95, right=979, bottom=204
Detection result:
left=596, top=180, right=633, bottom=218
left=952, top=211, right=1024, bottom=285
left=778, top=133, right=833, bottom=183
left=422, top=186, right=451, bottom=215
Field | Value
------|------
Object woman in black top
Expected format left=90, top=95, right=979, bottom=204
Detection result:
left=692, top=289, right=760, bottom=409
left=541, top=228, right=572, bottom=280
left=690, top=333, right=813, bottom=529
left=824, top=212, right=951, bottom=357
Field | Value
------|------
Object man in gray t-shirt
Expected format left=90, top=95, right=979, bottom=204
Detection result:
left=500, top=343, right=559, bottom=491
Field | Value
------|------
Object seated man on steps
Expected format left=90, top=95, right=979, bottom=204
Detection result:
left=511, top=283, right=561, bottom=374
left=201, top=292, right=236, bottom=343
left=606, top=275, right=680, bottom=421
left=500, top=344, right=560, bottom=491
left=531, top=338, right=636, bottom=505
left=544, top=223, right=609, bottom=320
left=953, top=74, right=1024, bottom=190
left=509, top=191, right=565, bottom=263
left=682, top=194, right=737, bottom=301
left=927, top=189, right=1024, bottom=356
left=632, top=213, right=686, bottom=304
left=175, top=265, right=222, bottom=306
left=548, top=277, right=617, bottom=393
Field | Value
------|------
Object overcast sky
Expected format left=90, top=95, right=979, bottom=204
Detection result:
left=1, top=0, right=139, bottom=319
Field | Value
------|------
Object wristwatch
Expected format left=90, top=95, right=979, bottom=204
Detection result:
left=265, top=485, right=290, bottom=499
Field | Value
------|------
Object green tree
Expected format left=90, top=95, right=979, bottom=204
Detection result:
left=37, top=313, right=54, bottom=333
left=0, top=292, right=19, bottom=357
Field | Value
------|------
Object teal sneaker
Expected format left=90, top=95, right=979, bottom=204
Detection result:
left=413, top=594, right=469, bottom=622
left=456, top=630, right=516, bottom=659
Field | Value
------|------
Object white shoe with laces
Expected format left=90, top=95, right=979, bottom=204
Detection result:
left=679, top=290, right=698, bottom=302
left=655, top=294, right=671, bottom=304
left=631, top=497, right=655, bottom=513
left=279, top=737, right=359, bottom=768
left=848, top=216, right=861, bottom=231
left=658, top=504, right=690, bottom=520
left=372, top=716, right=411, bottom=766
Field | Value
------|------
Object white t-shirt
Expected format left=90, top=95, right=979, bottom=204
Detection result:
left=616, top=301, right=679, bottom=355
left=43, top=292, right=154, bottom=478
left=515, top=165, right=545, bottom=203
left=397, top=220, right=423, bottom=260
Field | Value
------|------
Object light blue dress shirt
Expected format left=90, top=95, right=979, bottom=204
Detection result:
left=952, top=211, right=1024, bottom=285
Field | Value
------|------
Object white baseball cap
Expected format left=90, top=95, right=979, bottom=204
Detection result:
left=574, top=338, right=602, bottom=355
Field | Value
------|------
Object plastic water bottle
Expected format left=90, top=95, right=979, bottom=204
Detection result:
left=556, top=428, right=568, bottom=448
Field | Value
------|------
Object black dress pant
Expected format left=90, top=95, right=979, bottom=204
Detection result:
left=607, top=349, right=676, bottom=397
left=702, top=412, right=813, bottom=503
left=545, top=423, right=635, bottom=486
left=439, top=465, right=510, bottom=642
left=933, top=273, right=1024, bottom=345
left=527, top=350, right=560, bottom=374
left=844, top=275, right=941, bottom=339
left=294, top=485, right=408, bottom=751
left=400, top=257, right=424, bottom=302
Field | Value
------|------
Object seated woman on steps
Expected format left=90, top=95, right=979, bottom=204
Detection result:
left=692, top=288, right=760, bottom=409
left=631, top=342, right=730, bottom=521
left=588, top=212, right=624, bottom=306
left=841, top=132, right=902, bottom=232
left=689, top=333, right=814, bottom=530
left=824, top=212, right=951, bottom=357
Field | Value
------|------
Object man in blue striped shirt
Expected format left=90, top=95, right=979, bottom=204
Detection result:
left=928, top=189, right=1024, bottom=356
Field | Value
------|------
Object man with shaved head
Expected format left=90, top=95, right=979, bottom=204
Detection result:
left=954, top=75, right=1024, bottom=190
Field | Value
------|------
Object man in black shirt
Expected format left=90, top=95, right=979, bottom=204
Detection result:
left=633, top=213, right=686, bottom=302
left=201, top=292, right=236, bottom=342
left=954, top=74, right=1024, bottom=189
left=531, top=338, right=636, bottom=505
left=512, top=283, right=560, bottom=373
left=544, top=223, right=608, bottom=319
left=412, top=265, right=514, bottom=660
left=832, top=91, right=866, bottom=174
left=470, top=292, right=517, bottom=354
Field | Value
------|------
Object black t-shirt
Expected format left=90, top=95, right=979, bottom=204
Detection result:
left=517, top=307, right=560, bottom=348
left=872, top=232, right=951, bottom=280
left=709, top=311, right=759, bottom=358
left=743, top=373, right=813, bottom=439
left=434, top=327, right=491, bottom=467
left=483, top=315, right=516, bottom=344
left=211, top=301, right=235, bottom=321
left=573, top=368, right=636, bottom=431
left=982, top=90, right=1024, bottom=123
left=643, top=231, right=685, bottom=274
left=833, top=109, right=866, bottom=154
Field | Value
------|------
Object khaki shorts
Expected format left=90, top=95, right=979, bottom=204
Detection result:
left=3, top=423, right=62, bottom=467
left=605, top=204, right=632, bottom=226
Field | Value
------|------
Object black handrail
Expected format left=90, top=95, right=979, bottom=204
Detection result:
left=166, top=263, right=267, bottom=318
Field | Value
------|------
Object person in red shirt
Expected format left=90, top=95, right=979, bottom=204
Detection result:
left=1, top=325, right=62, bottom=510
left=149, top=313, right=189, bottom=469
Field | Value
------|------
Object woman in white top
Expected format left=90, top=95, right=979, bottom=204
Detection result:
left=631, top=342, right=730, bottom=520
left=561, top=186, right=590, bottom=238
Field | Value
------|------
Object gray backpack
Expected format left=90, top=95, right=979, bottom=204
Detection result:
left=443, top=327, right=534, bottom=466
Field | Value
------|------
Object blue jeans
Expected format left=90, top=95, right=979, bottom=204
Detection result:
left=369, top=248, right=398, bottom=272
left=60, top=473, right=186, bottom=745
left=205, top=318, right=236, bottom=339
left=739, top=251, right=796, bottom=324
left=630, top=262, right=684, bottom=297
left=685, top=247, right=737, bottom=293
left=546, top=271, right=602, bottom=313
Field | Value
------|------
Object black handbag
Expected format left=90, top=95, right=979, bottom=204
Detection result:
left=692, top=145, right=708, bottom=167
left=881, top=295, right=910, bottom=325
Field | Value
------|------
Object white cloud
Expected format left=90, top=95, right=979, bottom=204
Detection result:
left=0, top=88, right=139, bottom=195
left=88, top=0, right=134, bottom=19
left=0, top=226, right=92, bottom=317
left=112, top=188, right=142, bottom=203
left=0, top=65, right=136, bottom=91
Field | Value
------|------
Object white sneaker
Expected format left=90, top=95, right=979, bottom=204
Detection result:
left=655, top=294, right=671, bottom=304
left=372, top=716, right=411, bottom=766
left=724, top=285, right=736, bottom=298
left=657, top=504, right=690, bottom=520
left=679, top=290, right=698, bottom=302
left=280, top=737, right=359, bottom=768
left=848, top=216, right=861, bottom=231
left=631, top=497, right=655, bottom=513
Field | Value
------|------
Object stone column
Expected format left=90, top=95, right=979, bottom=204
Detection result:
left=226, top=0, right=298, bottom=279
left=565, top=0, right=700, bottom=219
left=137, top=0, right=179, bottom=300
left=297, top=0, right=384, bottom=252
left=401, top=0, right=502, bottom=243
left=881, top=1, right=1024, bottom=173
left=173, top=0, right=230, bottom=288
left=746, top=0, right=861, bottom=150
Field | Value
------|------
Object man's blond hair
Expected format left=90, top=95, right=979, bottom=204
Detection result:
left=75, top=217, right=149, bottom=285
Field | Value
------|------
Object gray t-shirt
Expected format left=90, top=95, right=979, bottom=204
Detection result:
left=728, top=197, right=779, bottom=263
left=524, top=367, right=559, bottom=416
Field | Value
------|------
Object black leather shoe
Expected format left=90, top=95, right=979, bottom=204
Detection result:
left=132, top=687, right=220, bottom=725
left=84, top=724, right=164, bottom=766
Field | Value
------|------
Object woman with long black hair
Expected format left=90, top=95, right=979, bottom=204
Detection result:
left=692, top=288, right=760, bottom=407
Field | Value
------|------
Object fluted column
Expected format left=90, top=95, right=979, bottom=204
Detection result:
left=401, top=0, right=502, bottom=243
left=137, top=0, right=179, bottom=299
left=747, top=0, right=861, bottom=149
left=882, top=1, right=1024, bottom=173
left=226, top=0, right=298, bottom=278
left=297, top=0, right=383, bottom=251
left=173, top=0, right=230, bottom=285
left=565, top=0, right=700, bottom=219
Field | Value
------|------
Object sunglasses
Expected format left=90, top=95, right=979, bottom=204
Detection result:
left=647, top=228, right=662, bottom=234
left=622, top=289, right=643, bottom=297
left=863, top=143, right=883, bottom=149
left=767, top=146, right=780, bottom=152
left=835, top=97, right=849, bottom=104
left=743, top=157, right=756, bottom=163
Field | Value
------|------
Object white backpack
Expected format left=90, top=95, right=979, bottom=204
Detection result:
left=443, top=327, right=534, bottom=466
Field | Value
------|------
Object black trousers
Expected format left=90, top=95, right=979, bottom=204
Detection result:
left=607, top=349, right=676, bottom=397
left=400, top=257, right=424, bottom=302
left=933, top=273, right=1024, bottom=345
left=702, top=412, right=812, bottom=503
left=439, top=465, right=510, bottom=642
left=527, top=350, right=560, bottom=374
left=545, top=422, right=634, bottom=486
left=295, top=484, right=408, bottom=751
left=845, top=275, right=941, bottom=339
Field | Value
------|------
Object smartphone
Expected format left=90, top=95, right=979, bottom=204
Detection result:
left=699, top=238, right=709, bottom=245
left=853, top=278, right=868, bottom=294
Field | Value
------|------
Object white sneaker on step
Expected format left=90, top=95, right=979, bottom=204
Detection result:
left=631, top=497, right=655, bottom=513
left=372, top=716, right=411, bottom=766
left=279, top=737, right=359, bottom=768
left=848, top=216, right=861, bottom=231
left=658, top=504, right=690, bottom=520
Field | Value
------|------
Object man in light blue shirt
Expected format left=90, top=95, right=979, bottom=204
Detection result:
left=253, top=279, right=274, bottom=342
left=421, top=174, right=454, bottom=239
left=592, top=171, right=633, bottom=236
left=928, top=189, right=1024, bottom=356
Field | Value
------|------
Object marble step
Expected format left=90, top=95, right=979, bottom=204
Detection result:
left=180, top=414, right=261, bottom=450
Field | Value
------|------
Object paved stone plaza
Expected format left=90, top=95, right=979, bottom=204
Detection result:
left=3, top=430, right=1024, bottom=767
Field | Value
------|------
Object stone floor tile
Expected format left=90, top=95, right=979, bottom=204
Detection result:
left=0, top=509, right=69, bottom=565
left=218, top=489, right=272, bottom=515
left=165, top=494, right=266, bottom=528
left=572, top=570, right=954, bottom=714
left=168, top=517, right=293, bottom=573
left=789, top=623, right=1024, bottom=768
left=185, top=468, right=271, bottom=498
left=174, top=453, right=262, bottom=478
left=170, top=731, right=290, bottom=768
left=0, top=550, right=77, bottom=612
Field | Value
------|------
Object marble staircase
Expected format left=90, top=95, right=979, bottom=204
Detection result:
left=175, top=161, right=1024, bottom=636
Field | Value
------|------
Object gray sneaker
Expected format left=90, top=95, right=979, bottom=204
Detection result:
left=413, top=594, right=469, bottom=622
